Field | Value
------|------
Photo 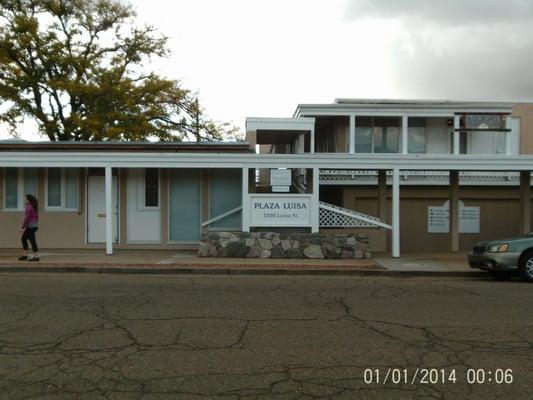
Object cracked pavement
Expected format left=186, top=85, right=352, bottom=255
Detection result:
left=0, top=273, right=531, bottom=399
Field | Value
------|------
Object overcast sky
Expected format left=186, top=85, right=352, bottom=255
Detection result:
left=4, top=0, right=533, bottom=140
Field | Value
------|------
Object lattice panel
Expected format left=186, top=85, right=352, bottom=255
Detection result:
left=319, top=201, right=383, bottom=228
left=319, top=208, right=375, bottom=228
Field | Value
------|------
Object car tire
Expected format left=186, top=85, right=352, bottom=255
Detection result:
left=518, top=251, right=533, bottom=282
left=489, top=270, right=513, bottom=281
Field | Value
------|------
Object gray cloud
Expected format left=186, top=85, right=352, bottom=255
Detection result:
left=344, top=0, right=533, bottom=101
left=345, top=0, right=533, bottom=26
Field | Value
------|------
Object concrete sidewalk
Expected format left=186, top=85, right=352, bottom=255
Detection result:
left=0, top=249, right=480, bottom=276
left=374, top=252, right=472, bottom=273
left=0, top=249, right=380, bottom=274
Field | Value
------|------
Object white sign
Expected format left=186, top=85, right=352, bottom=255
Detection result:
left=250, top=195, right=311, bottom=227
left=272, top=185, right=290, bottom=193
left=428, top=207, right=449, bottom=233
left=428, top=201, right=480, bottom=234
left=459, top=207, right=480, bottom=234
left=270, top=169, right=291, bottom=186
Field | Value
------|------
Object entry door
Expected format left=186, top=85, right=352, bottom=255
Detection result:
left=87, top=175, right=119, bottom=243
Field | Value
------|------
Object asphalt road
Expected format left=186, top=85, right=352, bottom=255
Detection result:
left=0, top=273, right=531, bottom=400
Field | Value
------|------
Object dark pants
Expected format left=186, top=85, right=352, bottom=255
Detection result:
left=21, top=227, right=38, bottom=252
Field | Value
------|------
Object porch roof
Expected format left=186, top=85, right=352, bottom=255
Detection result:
left=2, top=151, right=533, bottom=171
left=0, top=140, right=252, bottom=153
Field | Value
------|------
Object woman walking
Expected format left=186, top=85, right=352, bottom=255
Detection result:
left=19, top=194, right=39, bottom=261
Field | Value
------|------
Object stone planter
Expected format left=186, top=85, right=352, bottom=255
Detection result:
left=198, top=231, right=370, bottom=259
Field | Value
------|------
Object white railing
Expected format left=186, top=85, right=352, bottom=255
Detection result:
left=320, top=170, right=524, bottom=185
left=202, top=206, right=243, bottom=227
left=319, top=201, right=391, bottom=230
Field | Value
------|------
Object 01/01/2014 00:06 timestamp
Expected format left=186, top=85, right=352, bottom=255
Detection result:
left=363, top=368, right=514, bottom=385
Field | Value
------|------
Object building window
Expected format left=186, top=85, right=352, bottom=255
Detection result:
left=373, top=117, right=400, bottom=153
left=355, top=116, right=400, bottom=153
left=408, top=117, right=427, bottom=154
left=355, top=117, right=372, bottom=153
left=144, top=168, right=159, bottom=208
left=3, top=168, right=38, bottom=210
left=4, top=168, right=18, bottom=209
left=46, top=168, right=78, bottom=210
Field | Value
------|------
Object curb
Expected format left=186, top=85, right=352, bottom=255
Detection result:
left=0, top=265, right=488, bottom=278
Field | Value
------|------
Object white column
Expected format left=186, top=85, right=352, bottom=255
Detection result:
left=310, top=126, right=315, bottom=154
left=105, top=166, right=113, bottom=255
left=349, top=114, right=355, bottom=154
left=311, top=167, right=320, bottom=233
left=392, top=168, right=400, bottom=257
left=520, top=171, right=531, bottom=235
left=506, top=116, right=521, bottom=156
left=401, top=115, right=408, bottom=154
left=453, top=115, right=460, bottom=155
left=298, top=133, right=305, bottom=154
left=242, top=166, right=250, bottom=232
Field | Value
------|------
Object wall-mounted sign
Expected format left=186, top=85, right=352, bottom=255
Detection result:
left=427, top=201, right=480, bottom=234
left=270, top=169, right=291, bottom=186
left=250, top=195, right=311, bottom=227
left=272, top=185, right=290, bottom=193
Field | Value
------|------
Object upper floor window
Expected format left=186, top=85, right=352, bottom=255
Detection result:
left=408, top=117, right=427, bottom=154
left=355, top=116, right=400, bottom=153
left=3, top=168, right=38, bottom=210
left=458, top=113, right=509, bottom=155
left=46, top=168, right=78, bottom=210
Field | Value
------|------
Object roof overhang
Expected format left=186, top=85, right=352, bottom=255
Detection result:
left=246, top=117, right=315, bottom=133
left=293, top=99, right=519, bottom=117
left=2, top=151, right=533, bottom=171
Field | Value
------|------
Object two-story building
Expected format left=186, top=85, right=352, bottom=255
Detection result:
left=2, top=99, right=533, bottom=257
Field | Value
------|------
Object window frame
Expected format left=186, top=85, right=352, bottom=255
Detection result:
left=44, top=168, right=79, bottom=211
left=2, top=167, right=38, bottom=211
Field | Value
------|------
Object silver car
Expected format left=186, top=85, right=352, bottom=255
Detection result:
left=468, top=235, right=533, bottom=282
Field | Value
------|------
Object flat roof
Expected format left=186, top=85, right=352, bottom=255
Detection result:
left=0, top=140, right=252, bottom=153
left=293, top=98, right=533, bottom=117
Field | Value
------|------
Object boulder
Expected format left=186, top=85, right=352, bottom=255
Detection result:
left=303, top=244, right=324, bottom=259
left=246, top=246, right=262, bottom=258
left=198, top=243, right=209, bottom=257
left=259, top=249, right=271, bottom=258
left=226, top=241, right=248, bottom=258
left=258, top=238, right=273, bottom=250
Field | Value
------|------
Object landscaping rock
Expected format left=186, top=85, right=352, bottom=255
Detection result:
left=259, top=249, right=271, bottom=258
left=258, top=238, right=273, bottom=250
left=199, top=231, right=370, bottom=259
left=303, top=245, right=324, bottom=259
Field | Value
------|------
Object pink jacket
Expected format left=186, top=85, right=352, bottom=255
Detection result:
left=22, top=204, right=38, bottom=229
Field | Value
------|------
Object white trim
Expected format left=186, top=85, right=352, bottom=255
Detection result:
left=242, top=166, right=250, bottom=232
left=392, top=168, right=400, bottom=258
left=246, top=117, right=315, bottom=133
left=311, top=167, right=319, bottom=233
left=3, top=151, right=533, bottom=171
left=105, top=166, right=113, bottom=255
left=401, top=115, right=408, bottom=154
left=349, top=114, right=355, bottom=154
